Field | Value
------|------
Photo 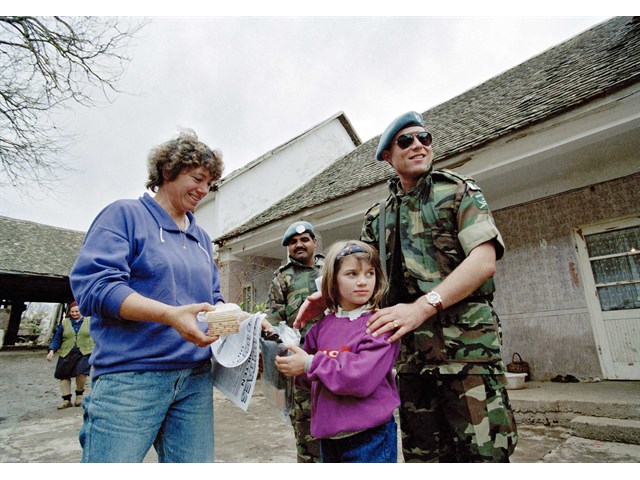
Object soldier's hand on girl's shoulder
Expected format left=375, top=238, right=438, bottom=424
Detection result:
left=366, top=302, right=432, bottom=343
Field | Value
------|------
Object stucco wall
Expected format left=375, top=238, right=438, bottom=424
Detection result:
left=218, top=256, right=281, bottom=309
left=197, top=116, right=357, bottom=240
left=493, top=173, right=640, bottom=380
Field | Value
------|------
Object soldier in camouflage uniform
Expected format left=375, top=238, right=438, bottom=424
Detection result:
left=265, top=221, right=324, bottom=463
left=362, top=111, right=518, bottom=462
left=295, top=111, right=517, bottom=462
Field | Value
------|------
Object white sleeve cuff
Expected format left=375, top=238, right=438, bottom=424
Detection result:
left=304, top=354, right=314, bottom=373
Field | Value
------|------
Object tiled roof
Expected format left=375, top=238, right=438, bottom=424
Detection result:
left=217, top=16, right=640, bottom=243
left=0, top=215, right=85, bottom=277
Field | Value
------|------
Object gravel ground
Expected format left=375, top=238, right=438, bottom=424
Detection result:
left=0, top=348, right=604, bottom=464
left=0, top=348, right=296, bottom=463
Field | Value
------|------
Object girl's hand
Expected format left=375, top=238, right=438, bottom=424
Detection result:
left=275, top=345, right=308, bottom=377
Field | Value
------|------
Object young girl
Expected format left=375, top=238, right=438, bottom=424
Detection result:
left=275, top=240, right=400, bottom=463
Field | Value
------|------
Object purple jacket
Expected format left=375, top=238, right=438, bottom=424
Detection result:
left=297, top=310, right=400, bottom=439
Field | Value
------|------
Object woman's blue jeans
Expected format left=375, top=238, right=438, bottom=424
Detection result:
left=79, top=362, right=214, bottom=462
left=320, top=418, right=398, bottom=463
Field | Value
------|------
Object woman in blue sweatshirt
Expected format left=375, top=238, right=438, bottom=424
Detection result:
left=70, top=130, right=226, bottom=463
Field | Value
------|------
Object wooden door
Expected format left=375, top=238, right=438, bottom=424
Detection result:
left=574, top=216, right=640, bottom=380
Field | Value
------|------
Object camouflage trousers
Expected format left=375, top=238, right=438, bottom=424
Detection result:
left=289, top=386, right=321, bottom=463
left=397, top=371, right=518, bottom=462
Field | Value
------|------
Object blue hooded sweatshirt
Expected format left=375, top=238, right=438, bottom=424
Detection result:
left=70, top=193, right=224, bottom=379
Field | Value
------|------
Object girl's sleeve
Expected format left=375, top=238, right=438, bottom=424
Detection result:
left=293, top=322, right=319, bottom=390
left=306, top=332, right=399, bottom=398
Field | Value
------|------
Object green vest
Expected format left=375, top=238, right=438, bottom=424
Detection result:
left=58, top=317, right=94, bottom=357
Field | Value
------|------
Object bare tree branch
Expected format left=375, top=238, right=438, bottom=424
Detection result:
left=0, top=16, right=147, bottom=191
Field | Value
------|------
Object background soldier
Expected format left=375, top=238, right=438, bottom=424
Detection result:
left=265, top=221, right=324, bottom=463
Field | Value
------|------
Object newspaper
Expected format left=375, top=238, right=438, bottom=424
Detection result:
left=210, top=312, right=264, bottom=412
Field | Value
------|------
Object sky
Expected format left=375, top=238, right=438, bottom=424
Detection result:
left=0, top=7, right=619, bottom=232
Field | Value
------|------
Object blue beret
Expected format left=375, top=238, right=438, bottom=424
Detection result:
left=375, top=111, right=425, bottom=161
left=282, top=221, right=316, bottom=246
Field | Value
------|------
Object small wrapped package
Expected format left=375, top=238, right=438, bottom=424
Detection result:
left=203, top=303, right=241, bottom=336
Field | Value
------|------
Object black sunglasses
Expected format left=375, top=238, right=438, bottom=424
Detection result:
left=396, top=131, right=433, bottom=150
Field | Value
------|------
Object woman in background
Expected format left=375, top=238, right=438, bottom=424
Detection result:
left=46, top=301, right=94, bottom=409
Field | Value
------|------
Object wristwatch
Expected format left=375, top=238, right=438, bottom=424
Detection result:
left=424, top=290, right=444, bottom=311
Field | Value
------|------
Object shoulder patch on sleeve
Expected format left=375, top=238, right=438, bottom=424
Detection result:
left=434, top=168, right=482, bottom=192
left=471, top=191, right=489, bottom=209
left=465, top=180, right=482, bottom=192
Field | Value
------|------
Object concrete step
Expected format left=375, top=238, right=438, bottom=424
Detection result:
left=512, top=399, right=640, bottom=428
left=570, top=416, right=640, bottom=445
left=508, top=381, right=640, bottom=428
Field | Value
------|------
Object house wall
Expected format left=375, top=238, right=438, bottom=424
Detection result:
left=218, top=236, right=329, bottom=313
left=493, top=172, right=640, bottom=380
left=197, top=116, right=358, bottom=240
left=218, top=255, right=281, bottom=309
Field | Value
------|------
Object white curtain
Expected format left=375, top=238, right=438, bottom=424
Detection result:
left=586, top=226, right=640, bottom=311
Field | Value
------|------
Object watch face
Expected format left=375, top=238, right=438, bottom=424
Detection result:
left=427, top=292, right=440, bottom=303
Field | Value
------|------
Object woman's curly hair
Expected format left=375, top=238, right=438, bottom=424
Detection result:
left=146, top=129, right=224, bottom=192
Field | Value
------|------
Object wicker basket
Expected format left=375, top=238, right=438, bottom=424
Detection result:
left=506, top=353, right=530, bottom=379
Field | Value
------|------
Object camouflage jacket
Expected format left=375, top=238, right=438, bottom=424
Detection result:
left=265, top=255, right=325, bottom=337
left=361, top=168, right=506, bottom=375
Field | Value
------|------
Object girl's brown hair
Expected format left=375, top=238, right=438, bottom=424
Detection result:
left=321, top=240, right=387, bottom=312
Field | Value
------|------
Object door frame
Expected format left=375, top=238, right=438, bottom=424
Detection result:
left=573, top=214, right=640, bottom=380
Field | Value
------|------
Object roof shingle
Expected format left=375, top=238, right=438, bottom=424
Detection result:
left=0, top=216, right=85, bottom=277
left=217, top=17, right=640, bottom=243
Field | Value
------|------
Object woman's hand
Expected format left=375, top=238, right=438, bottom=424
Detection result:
left=119, top=293, right=219, bottom=347
left=260, top=318, right=275, bottom=334
left=275, top=345, right=308, bottom=377
left=163, top=302, right=220, bottom=347
left=46, top=350, right=54, bottom=362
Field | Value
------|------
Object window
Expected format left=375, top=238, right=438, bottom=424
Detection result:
left=241, top=283, right=255, bottom=312
left=585, top=226, right=640, bottom=311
